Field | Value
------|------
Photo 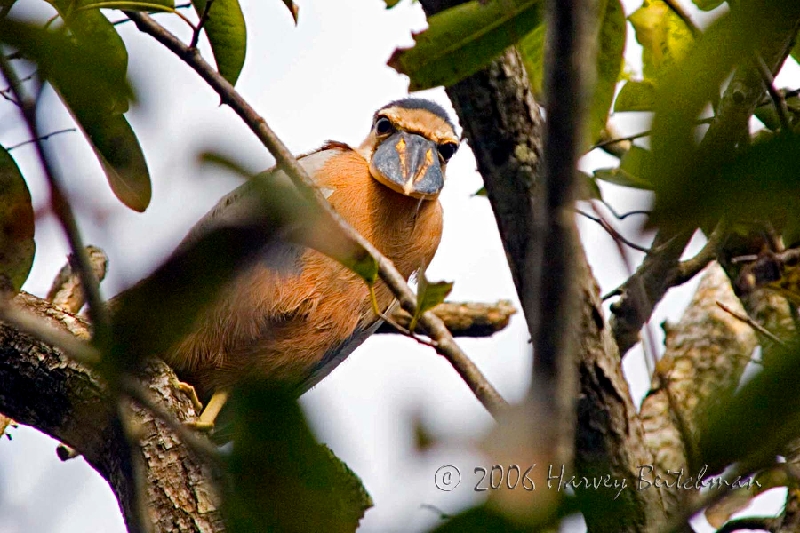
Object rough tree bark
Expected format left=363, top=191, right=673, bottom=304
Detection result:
left=0, top=292, right=224, bottom=532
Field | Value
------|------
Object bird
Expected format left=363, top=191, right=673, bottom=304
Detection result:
left=154, top=98, right=460, bottom=427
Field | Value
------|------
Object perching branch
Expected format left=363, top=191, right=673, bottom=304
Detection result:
left=0, top=292, right=224, bottom=532
left=124, top=11, right=507, bottom=417
left=377, top=300, right=516, bottom=338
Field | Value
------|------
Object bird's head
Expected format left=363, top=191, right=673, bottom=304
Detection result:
left=358, top=98, right=459, bottom=200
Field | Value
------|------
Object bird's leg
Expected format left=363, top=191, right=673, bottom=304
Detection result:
left=188, top=390, right=230, bottom=432
left=175, top=380, right=204, bottom=413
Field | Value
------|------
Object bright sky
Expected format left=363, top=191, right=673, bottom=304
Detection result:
left=0, top=1, right=793, bottom=532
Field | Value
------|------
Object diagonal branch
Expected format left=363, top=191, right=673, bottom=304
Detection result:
left=124, top=12, right=507, bottom=417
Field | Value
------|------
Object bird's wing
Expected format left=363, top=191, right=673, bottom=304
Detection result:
left=174, top=148, right=344, bottom=279
left=299, top=312, right=386, bottom=394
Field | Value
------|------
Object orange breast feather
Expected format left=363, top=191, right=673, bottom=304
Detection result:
left=166, top=146, right=443, bottom=397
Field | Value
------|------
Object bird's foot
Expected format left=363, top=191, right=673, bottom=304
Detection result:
left=175, top=380, right=205, bottom=413
left=186, top=390, right=229, bottom=433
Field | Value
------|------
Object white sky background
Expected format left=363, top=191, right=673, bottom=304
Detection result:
left=0, top=0, right=795, bottom=531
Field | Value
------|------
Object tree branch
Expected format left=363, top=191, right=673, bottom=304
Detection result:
left=124, top=11, right=507, bottom=418
left=639, top=263, right=757, bottom=518
left=0, top=292, right=224, bottom=532
left=377, top=300, right=516, bottom=337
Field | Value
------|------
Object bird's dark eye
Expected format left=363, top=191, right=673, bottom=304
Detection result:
left=375, top=116, right=394, bottom=135
left=437, top=142, right=458, bottom=162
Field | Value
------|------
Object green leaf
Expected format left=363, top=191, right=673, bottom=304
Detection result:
left=280, top=0, right=299, bottom=23
left=192, top=0, right=247, bottom=86
left=37, top=4, right=131, bottom=113
left=474, top=186, right=487, bottom=196
left=628, top=0, right=694, bottom=81
left=384, top=0, right=401, bottom=7
left=645, top=3, right=800, bottom=231
left=200, top=151, right=379, bottom=284
left=700, top=340, right=800, bottom=472
left=614, top=80, right=656, bottom=112
left=0, top=146, right=35, bottom=294
left=691, top=0, right=724, bottom=12
left=75, top=0, right=174, bottom=11
left=594, top=146, right=654, bottom=190
left=409, top=266, right=452, bottom=331
left=85, top=114, right=151, bottom=212
left=586, top=0, right=626, bottom=147
left=388, top=0, right=544, bottom=91
left=0, top=19, right=151, bottom=211
left=223, top=384, right=371, bottom=532
left=582, top=171, right=603, bottom=200
left=518, top=23, right=546, bottom=96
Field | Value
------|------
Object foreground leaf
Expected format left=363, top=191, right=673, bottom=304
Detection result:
left=0, top=18, right=151, bottom=211
left=629, top=0, right=694, bottom=81
left=593, top=146, right=654, bottom=190
left=614, top=80, right=656, bottom=112
left=224, top=384, right=371, bottom=532
left=85, top=114, right=151, bottom=212
left=0, top=146, right=35, bottom=294
left=388, top=0, right=544, bottom=91
left=586, top=0, right=626, bottom=147
left=74, top=0, right=175, bottom=11
left=193, top=0, right=247, bottom=86
left=410, top=266, right=453, bottom=331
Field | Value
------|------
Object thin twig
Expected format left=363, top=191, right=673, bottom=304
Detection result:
left=716, top=300, right=787, bottom=346
left=578, top=208, right=652, bottom=253
left=0, top=55, right=111, bottom=349
left=592, top=128, right=653, bottom=150
left=125, top=12, right=508, bottom=417
left=717, top=517, right=777, bottom=533
left=7, top=127, right=76, bottom=151
left=754, top=53, right=791, bottom=132
left=189, top=0, right=215, bottom=49
left=598, top=200, right=650, bottom=221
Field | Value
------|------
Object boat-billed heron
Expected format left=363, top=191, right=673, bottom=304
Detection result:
left=156, top=98, right=459, bottom=426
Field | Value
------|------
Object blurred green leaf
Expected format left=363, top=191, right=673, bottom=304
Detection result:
left=586, top=0, right=626, bottom=147
left=700, top=340, right=800, bottom=472
left=518, top=23, right=545, bottom=96
left=432, top=505, right=531, bottom=533
left=629, top=0, right=694, bottom=81
left=388, top=0, right=544, bottom=91
left=0, top=146, right=35, bottom=294
left=192, top=0, right=247, bottom=86
left=643, top=2, right=788, bottom=231
left=613, top=80, right=656, bottom=112
left=0, top=18, right=151, bottom=211
left=582, top=172, right=603, bottom=200
left=519, top=0, right=624, bottom=147
left=47, top=0, right=130, bottom=113
left=75, top=0, right=175, bottom=11
left=200, top=151, right=379, bottom=284
left=474, top=186, right=487, bottom=196
left=594, top=146, right=654, bottom=190
left=281, top=0, right=299, bottom=23
left=410, top=266, right=452, bottom=331
left=85, top=114, right=151, bottom=212
left=224, top=384, right=371, bottom=533
left=754, top=102, right=781, bottom=131
left=692, top=0, right=725, bottom=11
left=109, top=166, right=312, bottom=370
left=384, top=0, right=401, bottom=7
